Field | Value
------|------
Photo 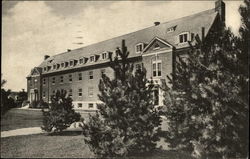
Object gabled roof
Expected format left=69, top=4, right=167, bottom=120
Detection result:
left=38, top=8, right=218, bottom=74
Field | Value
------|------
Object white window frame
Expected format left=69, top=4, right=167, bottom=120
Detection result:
left=101, top=52, right=107, bottom=60
left=53, top=64, right=57, bottom=70
left=135, top=43, right=144, bottom=53
left=88, top=87, right=94, bottom=97
left=61, top=62, right=64, bottom=68
left=69, top=60, right=74, bottom=67
left=90, top=56, right=95, bottom=62
left=152, top=59, right=162, bottom=77
left=179, top=32, right=189, bottom=44
left=88, top=103, right=94, bottom=109
left=79, top=57, right=84, bottom=64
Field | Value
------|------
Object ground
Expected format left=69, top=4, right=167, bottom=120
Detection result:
left=1, top=108, right=194, bottom=158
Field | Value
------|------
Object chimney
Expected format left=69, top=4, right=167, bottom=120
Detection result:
left=215, top=0, right=225, bottom=24
left=44, top=55, right=50, bottom=60
left=154, top=22, right=160, bottom=26
left=67, top=49, right=71, bottom=52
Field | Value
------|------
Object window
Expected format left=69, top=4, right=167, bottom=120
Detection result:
left=89, top=71, right=93, bottom=79
left=101, top=69, right=106, bottom=76
left=43, top=67, right=47, bottom=72
left=52, top=90, right=56, bottom=95
left=53, top=64, right=56, bottom=70
left=43, top=91, right=45, bottom=98
left=88, top=87, right=94, bottom=97
left=61, top=62, right=64, bottom=68
left=57, top=64, right=60, bottom=69
left=90, top=56, right=95, bottom=62
left=60, top=76, right=64, bottom=83
left=30, top=80, right=32, bottom=86
left=69, top=89, right=72, bottom=97
left=52, top=77, right=55, bottom=85
left=78, top=103, right=83, bottom=108
left=78, top=88, right=82, bottom=97
left=65, top=62, right=69, bottom=67
left=69, top=60, right=74, bottom=66
left=88, top=103, right=94, bottom=108
left=69, top=74, right=72, bottom=82
left=78, top=72, right=82, bottom=80
left=43, top=78, right=46, bottom=85
left=179, top=33, right=188, bottom=43
left=135, top=43, right=144, bottom=53
left=47, top=66, right=51, bottom=71
left=152, top=88, right=159, bottom=105
left=152, top=57, right=162, bottom=77
left=102, top=52, right=107, bottom=60
left=79, top=58, right=84, bottom=64
left=167, top=25, right=177, bottom=33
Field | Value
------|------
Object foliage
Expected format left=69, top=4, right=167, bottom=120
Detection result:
left=82, top=40, right=162, bottom=157
left=1, top=89, right=17, bottom=114
left=16, top=89, right=28, bottom=107
left=163, top=20, right=249, bottom=159
left=41, top=90, right=81, bottom=133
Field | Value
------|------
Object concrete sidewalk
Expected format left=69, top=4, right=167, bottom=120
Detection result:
left=1, top=122, right=83, bottom=138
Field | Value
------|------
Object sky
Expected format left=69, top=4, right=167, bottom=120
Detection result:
left=2, top=0, right=244, bottom=92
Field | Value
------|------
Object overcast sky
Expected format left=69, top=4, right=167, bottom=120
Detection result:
left=2, top=0, right=244, bottom=91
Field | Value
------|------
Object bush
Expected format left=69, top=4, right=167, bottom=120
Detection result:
left=29, top=100, right=39, bottom=108
left=41, top=90, right=81, bottom=133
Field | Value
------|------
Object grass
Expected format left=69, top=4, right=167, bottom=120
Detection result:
left=1, top=132, right=194, bottom=158
left=1, top=108, right=92, bottom=131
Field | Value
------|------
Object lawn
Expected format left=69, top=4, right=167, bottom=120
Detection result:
left=0, top=108, right=92, bottom=131
left=1, top=133, right=194, bottom=158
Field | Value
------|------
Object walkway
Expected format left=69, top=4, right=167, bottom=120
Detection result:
left=1, top=122, right=83, bottom=138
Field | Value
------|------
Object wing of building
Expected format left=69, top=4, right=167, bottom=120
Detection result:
left=26, top=0, right=225, bottom=110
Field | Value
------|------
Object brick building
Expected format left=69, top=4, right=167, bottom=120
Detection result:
left=27, top=0, right=225, bottom=110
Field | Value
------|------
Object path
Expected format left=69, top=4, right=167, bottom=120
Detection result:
left=1, top=122, right=83, bottom=138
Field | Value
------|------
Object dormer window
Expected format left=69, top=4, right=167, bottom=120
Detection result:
left=90, top=56, right=95, bottom=62
left=135, top=43, right=144, bottom=53
left=167, top=25, right=177, bottom=33
left=53, top=64, right=57, bottom=70
left=69, top=60, right=74, bottom=67
left=44, top=67, right=47, bottom=72
left=65, top=62, right=69, bottom=67
left=79, top=58, right=84, bottom=64
left=57, top=64, right=60, bottom=69
left=179, top=32, right=188, bottom=43
left=61, top=62, right=64, bottom=68
left=102, top=52, right=107, bottom=60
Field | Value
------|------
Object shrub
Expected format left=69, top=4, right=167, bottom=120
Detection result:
left=41, top=90, right=81, bottom=133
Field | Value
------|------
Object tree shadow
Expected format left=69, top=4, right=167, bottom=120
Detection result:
left=47, top=130, right=83, bottom=136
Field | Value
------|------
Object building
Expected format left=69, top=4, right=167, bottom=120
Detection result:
left=26, top=0, right=225, bottom=110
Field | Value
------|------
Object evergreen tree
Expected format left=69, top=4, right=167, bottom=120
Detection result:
left=163, top=17, right=249, bottom=158
left=41, top=90, right=81, bottom=133
left=82, top=40, right=162, bottom=157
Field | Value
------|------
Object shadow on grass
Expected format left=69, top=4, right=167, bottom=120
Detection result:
left=129, top=149, right=194, bottom=159
left=47, top=130, right=83, bottom=136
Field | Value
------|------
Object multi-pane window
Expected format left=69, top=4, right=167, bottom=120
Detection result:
left=152, top=57, right=162, bottom=77
left=89, top=71, right=93, bottom=79
left=179, top=33, right=188, bottom=43
left=88, top=87, right=94, bottom=97
left=65, top=62, right=69, bottom=67
left=69, top=89, right=72, bottom=97
left=152, top=88, right=159, bottom=105
left=79, top=58, right=84, bottom=64
left=78, top=73, right=82, bottom=80
left=90, top=56, right=95, bottom=62
left=60, top=76, right=64, bottom=83
left=78, top=88, right=82, bottom=97
left=88, top=103, right=94, bottom=108
left=43, top=91, right=46, bottom=98
left=102, top=53, right=107, bottom=60
left=70, top=60, right=74, bottom=66
left=78, top=103, right=83, bottom=108
left=69, top=74, right=72, bottom=82
left=52, top=77, right=55, bottom=85
left=61, top=62, right=64, bottom=68
left=43, top=78, right=46, bottom=85
left=53, top=64, right=57, bottom=70
left=135, top=43, right=144, bottom=53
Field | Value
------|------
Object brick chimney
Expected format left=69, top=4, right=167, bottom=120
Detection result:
left=44, top=55, right=50, bottom=60
left=215, top=0, right=225, bottom=24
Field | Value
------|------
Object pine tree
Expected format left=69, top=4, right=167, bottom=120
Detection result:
left=41, top=90, right=81, bottom=133
left=82, top=40, right=162, bottom=157
left=163, top=18, right=249, bottom=158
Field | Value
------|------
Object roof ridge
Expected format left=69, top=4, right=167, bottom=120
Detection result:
left=49, top=8, right=215, bottom=59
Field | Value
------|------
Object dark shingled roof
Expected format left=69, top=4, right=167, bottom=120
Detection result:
left=38, top=8, right=218, bottom=74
